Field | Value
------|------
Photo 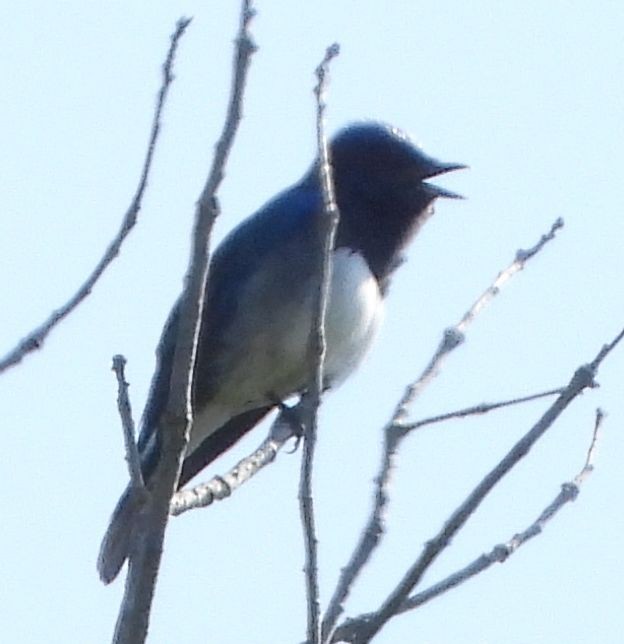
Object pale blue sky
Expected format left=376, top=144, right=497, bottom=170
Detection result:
left=1, top=2, right=623, bottom=643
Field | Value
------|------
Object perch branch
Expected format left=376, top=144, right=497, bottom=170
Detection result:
left=170, top=405, right=300, bottom=515
left=173, top=387, right=564, bottom=517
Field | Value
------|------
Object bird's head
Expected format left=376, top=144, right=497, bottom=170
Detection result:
left=322, top=122, right=466, bottom=285
left=329, top=122, right=465, bottom=203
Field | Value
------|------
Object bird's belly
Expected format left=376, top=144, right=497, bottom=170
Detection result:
left=253, top=247, right=382, bottom=396
left=187, top=249, right=382, bottom=453
left=314, top=248, right=383, bottom=387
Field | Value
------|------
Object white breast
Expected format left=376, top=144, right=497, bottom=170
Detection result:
left=257, top=247, right=382, bottom=394
left=186, top=248, right=382, bottom=455
left=316, top=247, right=383, bottom=386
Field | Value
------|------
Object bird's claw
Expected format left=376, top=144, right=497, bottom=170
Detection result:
left=269, top=394, right=306, bottom=452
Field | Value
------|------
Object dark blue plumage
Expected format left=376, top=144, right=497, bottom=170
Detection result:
left=98, top=122, right=465, bottom=583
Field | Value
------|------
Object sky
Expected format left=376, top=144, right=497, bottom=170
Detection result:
left=1, top=2, right=623, bottom=643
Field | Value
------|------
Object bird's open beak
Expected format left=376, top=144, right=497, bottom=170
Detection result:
left=421, top=160, right=467, bottom=200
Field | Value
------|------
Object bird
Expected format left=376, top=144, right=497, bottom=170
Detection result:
left=97, top=121, right=465, bottom=583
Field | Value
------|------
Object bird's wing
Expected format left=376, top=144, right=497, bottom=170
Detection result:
left=178, top=405, right=274, bottom=487
left=137, top=182, right=321, bottom=484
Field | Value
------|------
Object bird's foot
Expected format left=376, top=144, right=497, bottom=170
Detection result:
left=268, top=395, right=306, bottom=452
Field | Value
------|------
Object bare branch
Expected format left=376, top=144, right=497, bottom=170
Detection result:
left=400, top=386, right=565, bottom=434
left=341, top=339, right=616, bottom=642
left=393, top=217, right=564, bottom=423
left=170, top=406, right=300, bottom=515
left=111, top=355, right=145, bottom=492
left=398, top=407, right=604, bottom=612
left=589, top=327, right=624, bottom=368
left=332, top=408, right=605, bottom=642
left=321, top=415, right=400, bottom=643
left=0, top=17, right=192, bottom=375
left=169, top=353, right=565, bottom=521
left=112, top=5, right=256, bottom=644
left=168, top=365, right=564, bottom=520
left=321, top=220, right=563, bottom=641
left=170, top=367, right=569, bottom=527
left=300, top=42, right=341, bottom=644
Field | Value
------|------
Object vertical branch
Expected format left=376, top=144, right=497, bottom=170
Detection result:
left=300, top=43, right=341, bottom=644
left=112, top=4, right=257, bottom=643
left=321, top=424, right=400, bottom=642
left=112, top=355, right=145, bottom=492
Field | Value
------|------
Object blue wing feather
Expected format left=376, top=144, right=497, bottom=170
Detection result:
left=136, top=181, right=321, bottom=474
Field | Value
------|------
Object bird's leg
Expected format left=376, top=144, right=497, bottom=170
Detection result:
left=268, top=393, right=306, bottom=452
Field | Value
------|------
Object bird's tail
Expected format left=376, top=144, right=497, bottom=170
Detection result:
left=97, top=407, right=275, bottom=583
left=97, top=485, right=141, bottom=584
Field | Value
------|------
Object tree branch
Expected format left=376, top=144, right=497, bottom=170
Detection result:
left=400, top=386, right=565, bottom=435
left=112, top=355, right=145, bottom=492
left=171, top=387, right=565, bottom=518
left=332, top=408, right=606, bottom=642
left=321, top=220, right=563, bottom=641
left=342, top=326, right=622, bottom=642
left=0, top=17, right=191, bottom=374
left=300, top=42, right=341, bottom=644
left=112, top=5, right=256, bottom=643
left=393, top=217, right=564, bottom=424
left=170, top=404, right=300, bottom=515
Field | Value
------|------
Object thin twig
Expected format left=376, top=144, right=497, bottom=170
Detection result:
left=589, top=327, right=624, bottom=369
left=300, top=42, right=341, bottom=644
left=112, top=6, right=256, bottom=644
left=394, top=217, right=564, bottom=424
left=321, top=220, right=563, bottom=641
left=345, top=329, right=621, bottom=643
left=332, top=408, right=605, bottom=642
left=400, top=387, right=565, bottom=434
left=321, top=417, right=400, bottom=643
left=398, top=407, right=604, bottom=612
left=112, top=355, right=145, bottom=491
left=0, top=18, right=191, bottom=375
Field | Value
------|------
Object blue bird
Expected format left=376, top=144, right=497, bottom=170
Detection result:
left=97, top=122, right=465, bottom=583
